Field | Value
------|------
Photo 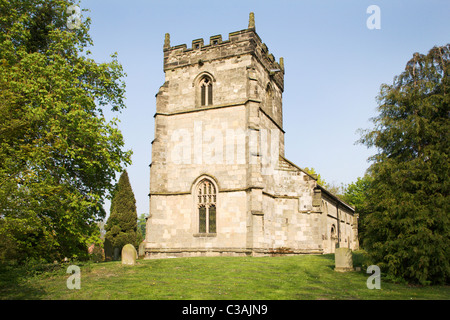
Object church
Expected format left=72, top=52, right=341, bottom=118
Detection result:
left=144, top=13, right=358, bottom=258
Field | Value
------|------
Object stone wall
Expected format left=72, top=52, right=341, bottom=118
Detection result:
left=146, top=190, right=249, bottom=258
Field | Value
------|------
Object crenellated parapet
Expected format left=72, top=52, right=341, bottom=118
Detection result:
left=162, top=13, right=284, bottom=92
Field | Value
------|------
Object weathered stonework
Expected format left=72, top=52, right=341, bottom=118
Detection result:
left=122, top=244, right=137, bottom=265
left=145, top=13, right=358, bottom=259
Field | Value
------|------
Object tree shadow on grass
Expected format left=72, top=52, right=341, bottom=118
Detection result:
left=321, top=254, right=335, bottom=262
left=319, top=254, right=335, bottom=270
left=0, top=263, right=50, bottom=300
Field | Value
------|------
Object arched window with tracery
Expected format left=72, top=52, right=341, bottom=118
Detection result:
left=197, top=179, right=217, bottom=234
left=200, top=76, right=213, bottom=106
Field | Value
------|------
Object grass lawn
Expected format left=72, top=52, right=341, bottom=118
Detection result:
left=0, top=251, right=449, bottom=300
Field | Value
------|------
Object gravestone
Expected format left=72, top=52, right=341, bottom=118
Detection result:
left=121, top=244, right=137, bottom=265
left=113, top=247, right=121, bottom=261
left=334, top=247, right=354, bottom=272
left=104, top=238, right=113, bottom=261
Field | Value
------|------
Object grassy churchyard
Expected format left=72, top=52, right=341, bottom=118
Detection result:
left=0, top=251, right=449, bottom=300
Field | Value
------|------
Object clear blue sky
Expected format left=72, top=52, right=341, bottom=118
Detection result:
left=79, top=0, right=450, bottom=217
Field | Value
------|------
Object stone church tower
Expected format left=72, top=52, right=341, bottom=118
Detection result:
left=144, top=13, right=358, bottom=258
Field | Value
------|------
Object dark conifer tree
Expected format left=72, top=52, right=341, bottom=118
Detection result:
left=105, top=170, right=139, bottom=253
left=359, top=44, right=449, bottom=285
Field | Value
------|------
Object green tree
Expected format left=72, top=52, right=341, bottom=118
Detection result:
left=341, top=174, right=373, bottom=245
left=303, top=167, right=327, bottom=187
left=104, top=171, right=139, bottom=252
left=0, top=0, right=131, bottom=262
left=137, top=213, right=147, bottom=240
left=303, top=167, right=345, bottom=197
left=359, top=45, right=450, bottom=285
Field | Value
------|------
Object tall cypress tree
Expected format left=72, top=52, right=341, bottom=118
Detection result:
left=359, top=45, right=449, bottom=285
left=104, top=170, right=138, bottom=253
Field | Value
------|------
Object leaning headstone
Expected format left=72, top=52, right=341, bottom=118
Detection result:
left=334, top=247, right=354, bottom=272
left=121, top=244, right=137, bottom=265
